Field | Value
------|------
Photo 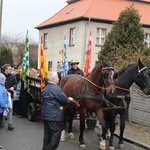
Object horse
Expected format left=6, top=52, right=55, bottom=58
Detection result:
left=60, top=61, right=115, bottom=149
left=99, top=59, right=150, bottom=150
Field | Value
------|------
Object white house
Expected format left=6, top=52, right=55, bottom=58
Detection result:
left=36, top=0, right=150, bottom=71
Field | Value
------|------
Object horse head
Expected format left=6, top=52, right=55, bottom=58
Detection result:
left=134, top=59, right=150, bottom=95
left=89, top=61, right=115, bottom=94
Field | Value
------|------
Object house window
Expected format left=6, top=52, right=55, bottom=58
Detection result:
left=48, top=61, right=52, bottom=71
left=44, top=33, right=48, bottom=49
left=69, top=28, right=75, bottom=45
left=96, top=28, right=107, bottom=46
left=145, top=33, right=150, bottom=48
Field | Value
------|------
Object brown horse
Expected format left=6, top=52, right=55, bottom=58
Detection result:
left=60, top=61, right=115, bottom=149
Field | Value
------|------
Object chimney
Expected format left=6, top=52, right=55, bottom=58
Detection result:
left=66, top=0, right=80, bottom=4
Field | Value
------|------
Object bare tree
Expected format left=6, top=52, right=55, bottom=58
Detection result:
left=1, top=33, right=38, bottom=69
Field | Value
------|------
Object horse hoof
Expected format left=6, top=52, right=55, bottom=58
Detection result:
left=60, top=130, right=66, bottom=142
left=69, top=132, right=75, bottom=139
left=118, top=144, right=124, bottom=149
left=79, top=144, right=86, bottom=149
left=99, top=140, right=106, bottom=150
left=60, top=137, right=66, bottom=142
left=108, top=146, right=115, bottom=150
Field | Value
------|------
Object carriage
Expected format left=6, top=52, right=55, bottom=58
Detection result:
left=19, top=75, right=41, bottom=121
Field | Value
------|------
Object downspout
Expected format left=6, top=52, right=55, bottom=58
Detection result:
left=83, top=18, right=91, bottom=68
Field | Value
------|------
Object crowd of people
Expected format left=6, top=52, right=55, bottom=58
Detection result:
left=0, top=64, right=22, bottom=149
left=0, top=59, right=83, bottom=149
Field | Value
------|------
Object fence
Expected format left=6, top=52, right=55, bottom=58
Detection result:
left=129, top=85, right=150, bottom=127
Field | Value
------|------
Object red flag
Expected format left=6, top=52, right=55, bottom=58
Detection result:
left=39, top=36, right=48, bottom=80
left=83, top=31, right=92, bottom=76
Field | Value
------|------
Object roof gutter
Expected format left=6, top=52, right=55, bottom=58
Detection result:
left=35, top=17, right=114, bottom=30
left=35, top=17, right=150, bottom=30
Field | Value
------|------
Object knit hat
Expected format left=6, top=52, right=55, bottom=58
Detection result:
left=0, top=73, right=6, bottom=84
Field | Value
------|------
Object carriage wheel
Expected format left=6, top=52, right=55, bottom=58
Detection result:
left=27, top=102, right=37, bottom=121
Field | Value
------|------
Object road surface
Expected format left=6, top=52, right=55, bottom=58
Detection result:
left=0, top=116, right=147, bottom=150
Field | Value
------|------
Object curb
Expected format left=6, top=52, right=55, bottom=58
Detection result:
left=114, top=133, right=150, bottom=150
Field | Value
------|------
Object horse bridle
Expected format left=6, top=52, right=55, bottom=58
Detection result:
left=100, top=66, right=115, bottom=87
left=136, top=66, right=150, bottom=88
left=73, top=66, right=116, bottom=106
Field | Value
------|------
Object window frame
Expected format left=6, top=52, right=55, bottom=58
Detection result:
left=44, top=33, right=48, bottom=49
left=69, top=28, right=75, bottom=46
left=96, top=28, right=107, bottom=46
left=145, top=33, right=150, bottom=48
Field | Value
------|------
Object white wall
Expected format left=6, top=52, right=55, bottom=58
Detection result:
left=38, top=21, right=149, bottom=71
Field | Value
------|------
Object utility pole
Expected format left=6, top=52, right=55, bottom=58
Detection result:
left=0, top=0, right=3, bottom=45
left=0, top=0, right=3, bottom=66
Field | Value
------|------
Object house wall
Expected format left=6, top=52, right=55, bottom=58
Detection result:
left=38, top=21, right=150, bottom=71
left=38, top=21, right=113, bottom=71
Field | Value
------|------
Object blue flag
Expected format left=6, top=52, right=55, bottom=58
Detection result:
left=61, top=36, right=69, bottom=77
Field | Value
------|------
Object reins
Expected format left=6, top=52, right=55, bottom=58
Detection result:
left=78, top=75, right=142, bottom=95
left=78, top=75, right=106, bottom=90
left=115, top=85, right=145, bottom=95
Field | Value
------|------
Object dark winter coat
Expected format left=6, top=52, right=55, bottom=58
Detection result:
left=68, top=67, right=84, bottom=76
left=3, top=73, right=17, bottom=90
left=41, top=82, right=71, bottom=122
left=3, top=73, right=17, bottom=98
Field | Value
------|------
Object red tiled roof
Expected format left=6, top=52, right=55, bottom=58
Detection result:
left=36, top=0, right=150, bottom=29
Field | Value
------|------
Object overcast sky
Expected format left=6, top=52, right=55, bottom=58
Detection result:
left=2, top=0, right=67, bottom=42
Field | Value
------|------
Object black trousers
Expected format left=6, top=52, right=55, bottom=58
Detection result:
left=42, top=121, right=63, bottom=150
left=0, top=113, right=3, bottom=128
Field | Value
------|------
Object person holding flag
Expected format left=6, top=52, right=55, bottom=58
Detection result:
left=68, top=59, right=84, bottom=76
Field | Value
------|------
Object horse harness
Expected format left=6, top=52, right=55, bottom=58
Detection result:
left=72, top=67, right=122, bottom=110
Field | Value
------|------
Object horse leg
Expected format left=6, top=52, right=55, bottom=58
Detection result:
left=108, top=114, right=116, bottom=150
left=95, top=108, right=107, bottom=150
left=118, top=113, right=126, bottom=149
left=60, top=119, right=67, bottom=142
left=79, top=110, right=86, bottom=149
left=99, top=117, right=107, bottom=150
left=60, top=108, right=68, bottom=142
left=68, top=111, right=75, bottom=139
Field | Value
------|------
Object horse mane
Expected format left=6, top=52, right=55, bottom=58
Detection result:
left=117, top=64, right=134, bottom=76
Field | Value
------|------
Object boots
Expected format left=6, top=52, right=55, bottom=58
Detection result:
left=7, top=124, right=14, bottom=131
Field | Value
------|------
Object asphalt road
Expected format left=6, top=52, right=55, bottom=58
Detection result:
left=0, top=116, right=147, bottom=150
